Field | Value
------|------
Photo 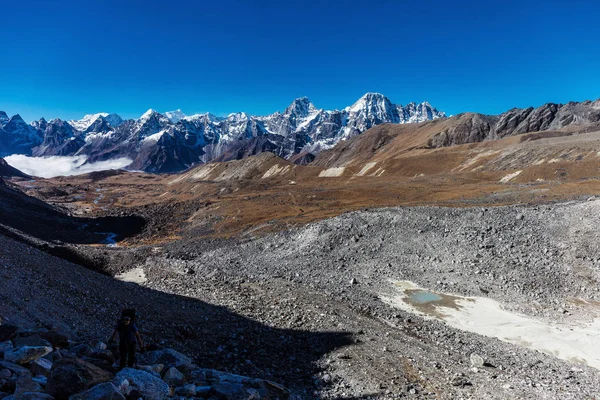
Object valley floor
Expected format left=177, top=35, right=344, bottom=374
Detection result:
left=3, top=198, right=600, bottom=398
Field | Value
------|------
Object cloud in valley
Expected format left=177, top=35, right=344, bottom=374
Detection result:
left=4, top=155, right=132, bottom=178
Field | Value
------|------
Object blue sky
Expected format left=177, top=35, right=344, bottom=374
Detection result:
left=1, top=0, right=599, bottom=122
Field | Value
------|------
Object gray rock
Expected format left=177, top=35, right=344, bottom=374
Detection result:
left=112, top=368, right=168, bottom=400
left=0, top=362, right=31, bottom=377
left=86, top=350, right=114, bottom=364
left=0, top=342, right=14, bottom=354
left=174, top=384, right=196, bottom=397
left=0, top=370, right=10, bottom=380
left=137, top=364, right=163, bottom=375
left=450, top=373, right=472, bottom=387
left=46, top=357, right=113, bottom=400
left=162, top=367, right=185, bottom=386
left=14, top=376, right=43, bottom=398
left=4, top=347, right=52, bottom=365
left=136, top=349, right=194, bottom=370
left=31, top=376, right=47, bottom=386
left=469, top=353, right=485, bottom=368
left=30, top=359, right=52, bottom=377
left=12, top=336, right=51, bottom=349
left=194, top=386, right=211, bottom=396
left=68, top=382, right=125, bottom=400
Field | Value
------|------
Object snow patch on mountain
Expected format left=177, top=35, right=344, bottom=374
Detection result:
left=165, top=109, right=186, bottom=123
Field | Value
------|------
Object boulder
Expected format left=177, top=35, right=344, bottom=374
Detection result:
left=79, top=359, right=114, bottom=375
left=12, top=336, right=51, bottom=349
left=136, top=364, right=163, bottom=376
left=4, top=347, right=53, bottom=365
left=68, top=382, right=125, bottom=400
left=136, top=349, right=194, bottom=370
left=112, top=368, right=168, bottom=400
left=174, top=384, right=195, bottom=397
left=210, top=382, right=247, bottom=400
left=195, top=386, right=211, bottom=396
left=190, top=369, right=291, bottom=400
left=0, top=342, right=14, bottom=355
left=134, top=367, right=159, bottom=379
left=38, top=333, right=69, bottom=349
left=162, top=367, right=185, bottom=386
left=30, top=359, right=52, bottom=377
left=46, top=357, right=113, bottom=400
left=0, top=370, right=10, bottom=380
left=86, top=350, right=113, bottom=364
left=0, top=326, right=18, bottom=343
left=14, top=376, right=43, bottom=398
left=0, top=362, right=31, bottom=377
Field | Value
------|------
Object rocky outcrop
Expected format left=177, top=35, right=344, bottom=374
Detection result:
left=428, top=113, right=498, bottom=148
left=428, top=99, right=600, bottom=148
left=0, top=323, right=294, bottom=400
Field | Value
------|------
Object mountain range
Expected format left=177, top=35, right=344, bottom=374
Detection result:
left=0, top=93, right=445, bottom=173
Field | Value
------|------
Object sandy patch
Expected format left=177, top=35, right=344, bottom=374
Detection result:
left=356, top=162, right=377, bottom=177
left=319, top=167, right=345, bottom=177
left=383, top=281, right=600, bottom=369
left=499, top=170, right=522, bottom=183
left=453, top=150, right=500, bottom=172
left=191, top=164, right=219, bottom=181
left=116, top=267, right=147, bottom=284
left=262, top=164, right=291, bottom=179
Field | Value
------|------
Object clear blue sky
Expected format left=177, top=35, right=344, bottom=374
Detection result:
left=1, top=0, right=599, bottom=122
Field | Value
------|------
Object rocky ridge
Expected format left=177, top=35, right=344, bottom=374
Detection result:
left=0, top=93, right=444, bottom=173
left=428, top=99, right=600, bottom=148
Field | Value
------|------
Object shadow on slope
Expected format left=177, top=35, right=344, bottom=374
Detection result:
left=0, top=178, right=145, bottom=244
left=0, top=233, right=353, bottom=396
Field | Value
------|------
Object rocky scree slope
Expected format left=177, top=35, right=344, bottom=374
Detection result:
left=145, top=198, right=600, bottom=399
left=0, top=320, right=294, bottom=400
left=0, top=93, right=444, bottom=173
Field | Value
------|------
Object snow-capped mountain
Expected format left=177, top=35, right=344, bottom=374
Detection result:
left=0, top=114, right=43, bottom=157
left=69, top=113, right=123, bottom=132
left=0, top=93, right=446, bottom=172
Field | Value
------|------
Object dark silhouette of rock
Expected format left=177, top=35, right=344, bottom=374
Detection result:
left=46, top=357, right=113, bottom=400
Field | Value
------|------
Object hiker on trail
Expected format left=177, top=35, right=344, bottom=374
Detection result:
left=108, top=310, right=145, bottom=369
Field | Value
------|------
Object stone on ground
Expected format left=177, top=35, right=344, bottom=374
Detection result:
left=136, top=349, right=194, bottom=370
left=112, top=368, right=168, bottom=400
left=68, top=382, right=125, bottom=400
left=46, top=357, right=113, bottom=400
left=162, top=367, right=185, bottom=386
left=4, top=347, right=53, bottom=365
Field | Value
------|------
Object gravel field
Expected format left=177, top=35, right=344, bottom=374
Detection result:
left=3, top=199, right=600, bottom=398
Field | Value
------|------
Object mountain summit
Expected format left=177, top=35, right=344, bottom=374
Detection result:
left=0, top=93, right=445, bottom=172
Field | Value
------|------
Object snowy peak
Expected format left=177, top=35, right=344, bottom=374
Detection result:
left=284, top=97, right=317, bottom=118
left=0, top=111, right=9, bottom=127
left=69, top=112, right=123, bottom=132
left=165, top=109, right=186, bottom=123
left=347, top=92, right=393, bottom=113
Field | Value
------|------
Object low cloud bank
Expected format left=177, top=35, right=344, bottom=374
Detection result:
left=4, top=155, right=132, bottom=178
